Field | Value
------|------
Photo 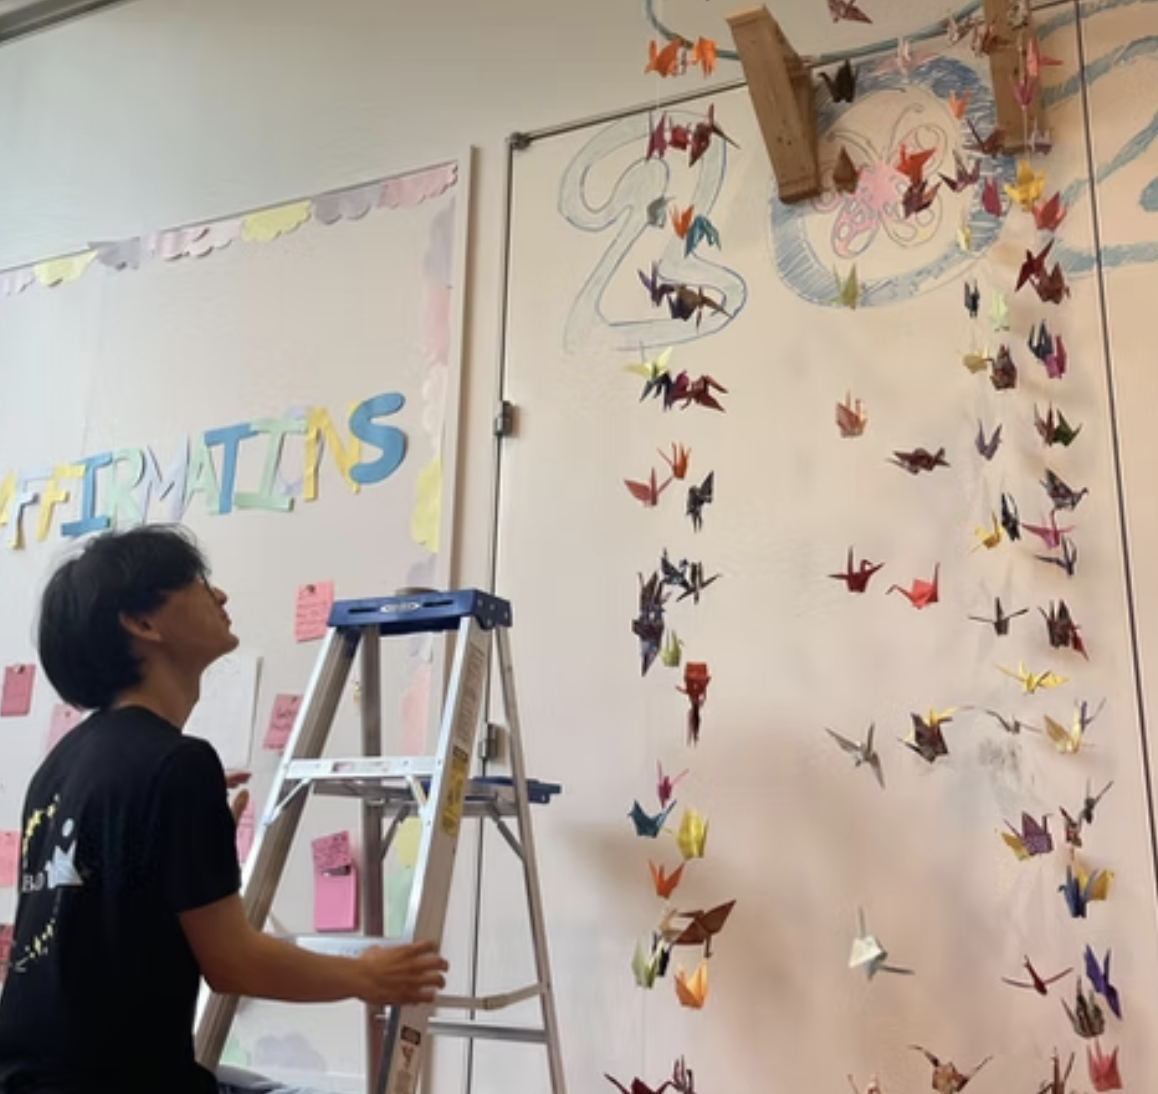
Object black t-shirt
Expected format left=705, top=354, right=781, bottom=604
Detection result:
left=0, top=706, right=242, bottom=1094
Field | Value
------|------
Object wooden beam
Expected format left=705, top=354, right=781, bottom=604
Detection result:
left=981, top=0, right=1046, bottom=154
left=725, top=6, right=821, bottom=204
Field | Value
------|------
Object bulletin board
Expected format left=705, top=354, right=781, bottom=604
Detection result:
left=0, top=154, right=470, bottom=1087
left=483, top=3, right=1158, bottom=1093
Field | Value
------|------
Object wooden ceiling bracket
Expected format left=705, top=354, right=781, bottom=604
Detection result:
left=726, top=6, right=822, bottom=204
left=982, top=0, right=1046, bottom=154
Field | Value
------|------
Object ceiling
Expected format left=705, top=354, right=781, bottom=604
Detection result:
left=0, top=0, right=131, bottom=43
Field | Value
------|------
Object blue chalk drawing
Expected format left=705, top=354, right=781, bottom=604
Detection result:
left=559, top=110, right=747, bottom=355
left=770, top=55, right=1011, bottom=308
left=554, top=0, right=1158, bottom=325
left=771, top=0, right=1158, bottom=306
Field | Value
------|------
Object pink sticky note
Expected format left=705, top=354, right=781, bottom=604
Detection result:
left=294, top=582, right=334, bottom=642
left=314, top=868, right=359, bottom=932
left=47, top=703, right=83, bottom=753
left=312, top=830, right=358, bottom=932
left=0, top=832, right=18, bottom=888
left=262, top=693, right=302, bottom=753
left=1, top=665, right=35, bottom=717
left=312, top=831, right=352, bottom=874
left=236, top=800, right=255, bottom=864
left=0, top=924, right=12, bottom=983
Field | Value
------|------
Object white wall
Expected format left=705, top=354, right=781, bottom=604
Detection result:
left=3, top=1, right=1158, bottom=1093
left=0, top=0, right=992, bottom=591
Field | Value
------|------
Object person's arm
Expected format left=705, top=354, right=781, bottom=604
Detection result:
left=156, top=742, right=446, bottom=1007
left=179, top=892, right=446, bottom=1006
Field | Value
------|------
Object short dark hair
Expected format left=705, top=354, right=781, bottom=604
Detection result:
left=37, top=524, right=210, bottom=711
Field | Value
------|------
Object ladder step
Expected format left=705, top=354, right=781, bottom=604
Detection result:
left=425, top=1020, right=548, bottom=1046
left=286, top=758, right=437, bottom=782
left=278, top=933, right=388, bottom=958
left=278, top=937, right=547, bottom=1012
left=284, top=761, right=563, bottom=812
left=329, top=588, right=512, bottom=635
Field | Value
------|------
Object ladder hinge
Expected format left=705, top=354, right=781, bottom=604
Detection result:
left=494, top=400, right=517, bottom=439
left=509, top=132, right=532, bottom=152
left=479, top=722, right=503, bottom=762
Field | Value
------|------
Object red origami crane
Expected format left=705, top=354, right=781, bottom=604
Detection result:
left=829, top=548, right=884, bottom=593
left=888, top=564, right=940, bottom=609
left=1087, top=1041, right=1122, bottom=1092
left=624, top=468, right=672, bottom=507
left=678, top=662, right=711, bottom=746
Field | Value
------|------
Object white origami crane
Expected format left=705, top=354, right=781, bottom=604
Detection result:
left=849, top=908, right=914, bottom=979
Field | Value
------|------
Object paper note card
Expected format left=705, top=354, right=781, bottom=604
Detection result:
left=0, top=831, right=18, bottom=888
left=312, top=831, right=357, bottom=933
left=186, top=651, right=260, bottom=771
left=262, top=694, right=302, bottom=753
left=0, top=924, right=12, bottom=983
left=47, top=703, right=83, bottom=753
left=312, top=831, right=353, bottom=874
left=295, top=582, right=334, bottom=642
left=236, top=799, right=255, bottom=865
left=1, top=665, right=35, bottom=717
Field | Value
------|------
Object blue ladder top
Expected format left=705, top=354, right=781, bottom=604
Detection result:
left=328, top=588, right=512, bottom=636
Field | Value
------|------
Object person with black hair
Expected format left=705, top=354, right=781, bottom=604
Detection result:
left=0, top=525, right=447, bottom=1094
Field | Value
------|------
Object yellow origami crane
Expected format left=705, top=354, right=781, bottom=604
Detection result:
left=957, top=211, right=972, bottom=253
left=971, top=513, right=1002, bottom=551
left=1005, top=159, right=1046, bottom=212
left=833, top=264, right=860, bottom=309
left=676, top=808, right=708, bottom=860
left=962, top=346, right=992, bottom=374
left=989, top=292, right=1010, bottom=332
left=1035, top=698, right=1104, bottom=754
left=623, top=346, right=673, bottom=385
left=659, top=630, right=683, bottom=669
left=674, top=959, right=708, bottom=1008
left=997, top=662, right=1068, bottom=695
left=1073, top=859, right=1113, bottom=903
left=631, top=937, right=662, bottom=989
left=922, top=706, right=957, bottom=730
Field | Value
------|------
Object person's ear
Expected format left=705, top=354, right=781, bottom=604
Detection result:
left=119, top=611, right=163, bottom=644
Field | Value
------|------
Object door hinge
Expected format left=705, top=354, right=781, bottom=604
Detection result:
left=494, top=400, right=516, bottom=439
left=478, top=722, right=503, bottom=762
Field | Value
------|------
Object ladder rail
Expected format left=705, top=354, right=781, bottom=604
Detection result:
left=359, top=629, right=387, bottom=1094
left=375, top=615, right=492, bottom=1094
left=494, top=627, right=568, bottom=1094
left=194, top=625, right=361, bottom=1067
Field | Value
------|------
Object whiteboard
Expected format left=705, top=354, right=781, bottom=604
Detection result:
left=0, top=155, right=470, bottom=1088
left=486, top=5, right=1158, bottom=1093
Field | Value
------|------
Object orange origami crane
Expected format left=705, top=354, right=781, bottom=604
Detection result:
left=888, top=564, right=940, bottom=609
left=645, top=37, right=687, bottom=77
left=648, top=860, right=685, bottom=900
left=674, top=959, right=708, bottom=1008
left=658, top=442, right=690, bottom=480
left=688, top=37, right=717, bottom=77
left=670, top=205, right=694, bottom=239
left=896, top=144, right=935, bottom=185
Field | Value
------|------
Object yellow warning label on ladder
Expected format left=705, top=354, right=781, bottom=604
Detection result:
left=441, top=745, right=470, bottom=836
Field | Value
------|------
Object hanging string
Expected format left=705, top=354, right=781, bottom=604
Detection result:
left=641, top=0, right=1073, bottom=72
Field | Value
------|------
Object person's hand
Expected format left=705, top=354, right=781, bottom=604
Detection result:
left=355, top=941, right=448, bottom=1007
left=224, top=770, right=251, bottom=826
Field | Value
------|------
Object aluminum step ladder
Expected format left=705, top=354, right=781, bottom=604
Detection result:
left=193, top=588, right=567, bottom=1094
